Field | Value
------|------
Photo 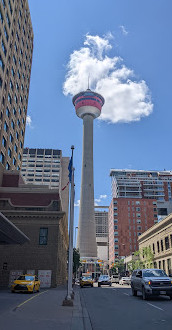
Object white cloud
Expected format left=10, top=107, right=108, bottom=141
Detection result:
left=119, top=25, right=129, bottom=36
left=26, top=115, right=32, bottom=126
left=74, top=200, right=80, bottom=207
left=75, top=195, right=108, bottom=207
left=63, top=34, right=153, bottom=123
left=100, top=194, right=107, bottom=199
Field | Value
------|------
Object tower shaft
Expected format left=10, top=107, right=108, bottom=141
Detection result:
left=77, top=114, right=97, bottom=257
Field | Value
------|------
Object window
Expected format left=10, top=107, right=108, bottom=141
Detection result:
left=0, top=55, right=4, bottom=71
left=161, top=239, right=164, bottom=251
left=6, top=12, right=10, bottom=28
left=4, top=122, right=8, bottom=132
left=114, top=225, right=118, bottom=230
left=157, top=241, right=160, bottom=253
left=13, top=157, right=16, bottom=165
left=14, top=144, right=17, bottom=152
left=165, top=236, right=170, bottom=250
left=4, top=26, right=9, bottom=42
left=11, top=120, right=15, bottom=129
left=135, top=201, right=140, bottom=205
left=6, top=162, right=10, bottom=170
left=170, top=235, right=172, bottom=247
left=1, top=39, right=7, bottom=56
left=0, top=8, right=4, bottom=24
left=2, top=137, right=6, bottom=147
left=0, top=152, right=5, bottom=163
left=8, top=148, right=11, bottom=157
left=153, top=243, right=155, bottom=254
left=9, top=134, right=13, bottom=142
left=11, top=67, right=15, bottom=76
left=39, top=228, right=48, bottom=245
left=114, top=231, right=118, bottom=236
left=6, top=107, right=10, bottom=117
left=10, top=80, right=13, bottom=90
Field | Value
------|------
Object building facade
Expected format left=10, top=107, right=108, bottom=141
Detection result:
left=0, top=0, right=33, bottom=170
left=138, top=213, right=172, bottom=276
left=0, top=167, right=68, bottom=288
left=21, top=148, right=70, bottom=218
left=110, top=169, right=172, bottom=219
left=108, top=198, right=157, bottom=266
left=95, top=206, right=109, bottom=262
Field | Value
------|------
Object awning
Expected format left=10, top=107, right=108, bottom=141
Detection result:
left=0, top=212, right=30, bottom=245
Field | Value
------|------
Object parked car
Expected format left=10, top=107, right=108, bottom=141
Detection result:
left=80, top=275, right=94, bottom=288
left=111, top=275, right=120, bottom=284
left=119, top=277, right=131, bottom=285
left=131, top=269, right=172, bottom=300
left=98, top=275, right=111, bottom=287
left=11, top=274, right=40, bottom=293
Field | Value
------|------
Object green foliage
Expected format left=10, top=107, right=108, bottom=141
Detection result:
left=129, top=247, right=154, bottom=271
left=73, top=248, right=81, bottom=274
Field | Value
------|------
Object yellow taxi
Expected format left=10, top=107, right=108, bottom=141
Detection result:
left=80, top=275, right=94, bottom=288
left=11, top=274, right=40, bottom=293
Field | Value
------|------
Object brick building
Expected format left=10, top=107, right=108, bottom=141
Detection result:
left=108, top=198, right=157, bottom=266
left=0, top=166, right=68, bottom=288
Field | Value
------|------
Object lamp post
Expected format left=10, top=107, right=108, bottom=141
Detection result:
left=63, top=146, right=75, bottom=306
left=122, top=243, right=126, bottom=275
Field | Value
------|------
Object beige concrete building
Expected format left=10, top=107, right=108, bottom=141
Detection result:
left=138, top=214, right=172, bottom=276
left=95, top=206, right=109, bottom=262
left=0, top=0, right=33, bottom=170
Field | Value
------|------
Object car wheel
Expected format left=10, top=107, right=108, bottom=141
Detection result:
left=98, top=283, right=101, bottom=287
left=169, top=295, right=172, bottom=300
left=131, top=286, right=137, bottom=296
left=142, top=287, right=148, bottom=300
left=91, top=284, right=93, bottom=287
left=11, top=290, right=15, bottom=293
left=37, top=286, right=40, bottom=292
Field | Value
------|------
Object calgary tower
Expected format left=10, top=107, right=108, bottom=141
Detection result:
left=73, top=89, right=105, bottom=257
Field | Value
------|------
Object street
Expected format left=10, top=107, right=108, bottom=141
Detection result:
left=0, top=284, right=172, bottom=330
left=80, top=283, right=172, bottom=330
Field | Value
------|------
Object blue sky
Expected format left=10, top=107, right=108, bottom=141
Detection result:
left=26, top=0, right=172, bottom=231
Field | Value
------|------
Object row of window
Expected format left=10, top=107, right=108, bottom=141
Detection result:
left=152, top=235, right=172, bottom=254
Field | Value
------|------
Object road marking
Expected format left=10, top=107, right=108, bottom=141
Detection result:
left=123, top=293, right=129, bottom=296
left=13, top=290, right=48, bottom=310
left=146, top=302, right=164, bottom=311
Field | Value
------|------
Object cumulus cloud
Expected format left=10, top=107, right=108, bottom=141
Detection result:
left=74, top=195, right=107, bottom=207
left=119, top=25, right=129, bottom=35
left=26, top=115, right=32, bottom=126
left=63, top=34, right=153, bottom=123
left=94, top=194, right=108, bottom=206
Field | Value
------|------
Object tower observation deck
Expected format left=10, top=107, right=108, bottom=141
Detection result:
left=73, top=89, right=105, bottom=258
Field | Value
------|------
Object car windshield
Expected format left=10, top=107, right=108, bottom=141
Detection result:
left=17, top=275, right=35, bottom=281
left=82, top=276, right=92, bottom=280
left=143, top=270, right=167, bottom=277
left=100, top=275, right=109, bottom=280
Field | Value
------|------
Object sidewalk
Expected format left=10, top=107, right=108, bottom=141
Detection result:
left=0, top=284, right=92, bottom=330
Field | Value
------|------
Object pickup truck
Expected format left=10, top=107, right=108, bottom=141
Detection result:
left=131, top=268, right=172, bottom=300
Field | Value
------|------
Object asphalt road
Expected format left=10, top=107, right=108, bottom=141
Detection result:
left=80, top=283, right=172, bottom=330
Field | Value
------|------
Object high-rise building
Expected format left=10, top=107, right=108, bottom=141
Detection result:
left=108, top=169, right=172, bottom=265
left=110, top=169, right=172, bottom=217
left=73, top=89, right=104, bottom=258
left=21, top=148, right=70, bottom=217
left=95, top=206, right=109, bottom=262
left=108, top=198, right=157, bottom=265
left=0, top=0, right=33, bottom=170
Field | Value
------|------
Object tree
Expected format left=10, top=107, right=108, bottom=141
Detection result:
left=128, top=247, right=154, bottom=271
left=73, top=248, right=81, bottom=276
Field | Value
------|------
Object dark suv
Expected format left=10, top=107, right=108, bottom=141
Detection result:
left=131, top=269, right=172, bottom=300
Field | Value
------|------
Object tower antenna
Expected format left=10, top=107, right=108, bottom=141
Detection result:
left=88, top=75, right=90, bottom=89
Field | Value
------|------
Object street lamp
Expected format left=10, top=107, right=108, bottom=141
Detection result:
left=122, top=244, right=126, bottom=275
